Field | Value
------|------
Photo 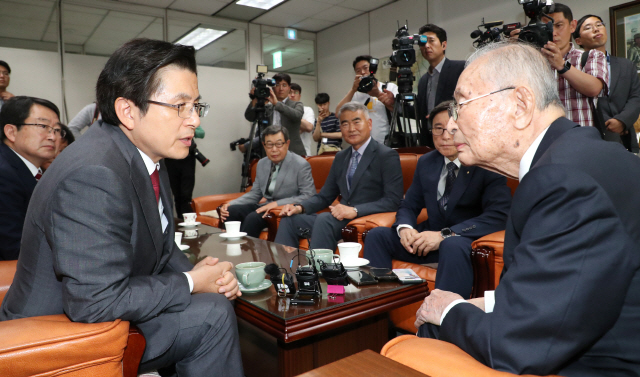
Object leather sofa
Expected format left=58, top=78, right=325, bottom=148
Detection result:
left=0, top=260, right=145, bottom=377
left=381, top=335, right=558, bottom=377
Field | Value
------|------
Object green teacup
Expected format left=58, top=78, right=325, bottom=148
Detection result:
left=307, top=249, right=339, bottom=270
left=235, top=262, right=266, bottom=288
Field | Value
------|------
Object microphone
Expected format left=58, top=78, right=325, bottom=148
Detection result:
left=470, top=30, right=483, bottom=39
left=264, top=263, right=280, bottom=276
left=264, top=263, right=296, bottom=296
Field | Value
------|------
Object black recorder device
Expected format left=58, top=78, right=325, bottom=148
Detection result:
left=290, top=250, right=322, bottom=305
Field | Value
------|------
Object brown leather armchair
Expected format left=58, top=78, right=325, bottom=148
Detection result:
left=0, top=260, right=145, bottom=377
left=381, top=335, right=558, bottom=377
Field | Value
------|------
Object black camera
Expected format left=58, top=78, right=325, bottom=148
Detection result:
left=229, top=138, right=248, bottom=151
left=518, top=0, right=554, bottom=48
left=251, top=65, right=276, bottom=100
left=357, top=58, right=379, bottom=93
left=190, top=142, right=209, bottom=167
left=389, top=25, right=426, bottom=94
left=470, top=19, right=505, bottom=48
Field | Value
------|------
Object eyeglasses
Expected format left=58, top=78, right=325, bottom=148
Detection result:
left=274, top=83, right=289, bottom=89
left=264, top=141, right=286, bottom=149
left=431, top=126, right=457, bottom=136
left=0, top=71, right=9, bottom=77
left=147, top=100, right=210, bottom=119
left=448, top=87, right=515, bottom=121
left=582, top=22, right=605, bottom=33
left=20, top=123, right=66, bottom=138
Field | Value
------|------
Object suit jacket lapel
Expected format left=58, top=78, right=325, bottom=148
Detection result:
left=103, top=124, right=164, bottom=261
left=531, top=117, right=577, bottom=167
left=348, top=140, right=376, bottom=193
left=445, top=164, right=472, bottom=217
left=273, top=152, right=291, bottom=195
left=426, top=155, right=444, bottom=218
left=259, top=160, right=270, bottom=195
left=156, top=160, right=175, bottom=271
left=0, top=144, right=37, bottom=193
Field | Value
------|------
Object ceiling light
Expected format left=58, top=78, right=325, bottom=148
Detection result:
left=175, top=27, right=228, bottom=50
left=236, top=0, right=286, bottom=10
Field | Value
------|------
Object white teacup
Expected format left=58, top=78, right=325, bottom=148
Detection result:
left=174, top=232, right=183, bottom=246
left=184, top=229, right=198, bottom=238
left=225, top=221, right=241, bottom=234
left=337, top=242, right=362, bottom=262
left=183, top=212, right=197, bottom=224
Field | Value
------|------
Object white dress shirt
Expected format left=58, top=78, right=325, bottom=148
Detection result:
left=9, top=147, right=40, bottom=177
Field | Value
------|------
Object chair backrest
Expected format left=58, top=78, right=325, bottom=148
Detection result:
left=399, top=154, right=420, bottom=193
left=0, top=260, right=17, bottom=303
left=306, top=154, right=336, bottom=190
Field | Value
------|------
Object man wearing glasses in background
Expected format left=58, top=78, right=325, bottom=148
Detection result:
left=220, top=125, right=315, bottom=238
left=1, top=39, right=244, bottom=377
left=0, top=96, right=61, bottom=260
left=364, top=101, right=511, bottom=300
left=0, top=60, right=13, bottom=110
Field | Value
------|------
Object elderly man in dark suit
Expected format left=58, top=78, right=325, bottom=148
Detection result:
left=220, top=124, right=315, bottom=238
left=574, top=14, right=640, bottom=153
left=0, top=39, right=244, bottom=377
left=275, top=101, right=404, bottom=251
left=363, top=101, right=511, bottom=299
left=0, top=96, right=60, bottom=260
left=416, top=42, right=640, bottom=376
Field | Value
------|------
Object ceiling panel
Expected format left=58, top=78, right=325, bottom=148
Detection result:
left=60, top=5, right=109, bottom=45
left=83, top=11, right=157, bottom=55
left=115, top=0, right=174, bottom=9
left=170, top=0, right=232, bottom=15
left=310, top=5, right=361, bottom=22
left=340, top=0, right=392, bottom=12
left=137, top=18, right=164, bottom=39
left=291, top=18, right=334, bottom=32
left=0, top=0, right=55, bottom=41
left=215, top=4, right=265, bottom=21
left=253, top=10, right=306, bottom=28
left=275, top=0, right=333, bottom=18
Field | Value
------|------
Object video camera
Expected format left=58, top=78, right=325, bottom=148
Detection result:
left=389, top=24, right=427, bottom=94
left=251, top=64, right=276, bottom=101
left=229, top=138, right=248, bottom=151
left=191, top=142, right=210, bottom=167
left=357, top=58, right=380, bottom=94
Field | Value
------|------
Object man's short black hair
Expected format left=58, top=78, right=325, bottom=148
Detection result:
left=290, top=83, right=301, bottom=93
left=0, top=60, right=10, bottom=74
left=273, top=73, right=291, bottom=86
left=261, top=124, right=289, bottom=143
left=418, top=24, right=447, bottom=44
left=352, top=55, right=372, bottom=69
left=428, top=100, right=452, bottom=132
left=315, top=93, right=330, bottom=105
left=549, top=3, right=573, bottom=22
left=95, top=38, right=197, bottom=127
left=1, top=96, right=61, bottom=141
left=60, top=123, right=75, bottom=145
left=573, top=14, right=603, bottom=40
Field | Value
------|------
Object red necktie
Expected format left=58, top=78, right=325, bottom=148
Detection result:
left=150, top=169, right=160, bottom=203
left=34, top=172, right=42, bottom=181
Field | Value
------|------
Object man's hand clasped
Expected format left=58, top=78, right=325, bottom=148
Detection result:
left=189, top=256, right=241, bottom=300
left=399, top=228, right=443, bottom=256
left=414, top=289, right=464, bottom=329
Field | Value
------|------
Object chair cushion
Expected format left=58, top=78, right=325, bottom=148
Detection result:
left=0, top=260, right=17, bottom=302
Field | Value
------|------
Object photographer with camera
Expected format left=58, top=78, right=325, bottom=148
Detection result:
left=244, top=72, right=306, bottom=156
left=335, top=55, right=398, bottom=144
left=511, top=3, right=608, bottom=128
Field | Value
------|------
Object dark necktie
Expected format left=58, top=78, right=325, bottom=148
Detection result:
left=34, top=172, right=42, bottom=181
left=438, top=162, right=458, bottom=212
left=150, top=168, right=160, bottom=203
left=265, top=163, right=279, bottom=196
left=347, top=151, right=360, bottom=190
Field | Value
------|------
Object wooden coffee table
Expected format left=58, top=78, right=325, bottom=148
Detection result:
left=297, top=350, right=429, bottom=377
left=181, top=225, right=429, bottom=377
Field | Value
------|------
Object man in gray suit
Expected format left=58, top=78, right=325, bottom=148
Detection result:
left=275, top=102, right=404, bottom=251
left=575, top=14, right=640, bottom=153
left=244, top=72, right=306, bottom=156
left=220, top=125, right=315, bottom=237
left=0, top=39, right=244, bottom=377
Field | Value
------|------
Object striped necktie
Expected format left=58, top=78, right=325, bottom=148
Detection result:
left=438, top=162, right=458, bottom=212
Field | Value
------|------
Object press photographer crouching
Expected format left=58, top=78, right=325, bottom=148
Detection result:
left=219, top=125, right=315, bottom=237
left=244, top=72, right=306, bottom=156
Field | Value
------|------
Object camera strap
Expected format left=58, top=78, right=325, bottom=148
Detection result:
left=580, top=51, right=606, bottom=140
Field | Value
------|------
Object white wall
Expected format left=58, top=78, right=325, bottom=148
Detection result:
left=317, top=0, right=628, bottom=102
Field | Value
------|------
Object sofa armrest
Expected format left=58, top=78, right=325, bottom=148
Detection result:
left=381, top=335, right=558, bottom=377
left=193, top=193, right=244, bottom=228
left=470, top=230, right=505, bottom=298
left=0, top=314, right=129, bottom=377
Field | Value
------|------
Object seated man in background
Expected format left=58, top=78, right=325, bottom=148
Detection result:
left=364, top=101, right=511, bottom=299
left=289, top=83, right=315, bottom=156
left=220, top=125, right=315, bottom=238
left=0, top=60, right=14, bottom=110
left=1, top=38, right=244, bottom=377
left=313, top=93, right=342, bottom=154
left=416, top=42, right=640, bottom=376
left=0, top=96, right=60, bottom=260
left=42, top=123, right=74, bottom=171
left=276, top=102, right=403, bottom=251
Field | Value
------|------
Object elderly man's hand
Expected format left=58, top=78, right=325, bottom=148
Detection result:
left=279, top=204, right=302, bottom=217
left=414, top=289, right=464, bottom=329
left=217, top=268, right=241, bottom=300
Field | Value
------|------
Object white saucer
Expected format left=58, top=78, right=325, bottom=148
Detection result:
left=178, top=244, right=190, bottom=251
left=219, top=232, right=247, bottom=240
left=183, top=235, right=198, bottom=239
left=342, top=258, right=369, bottom=269
left=239, top=279, right=272, bottom=293
left=178, top=221, right=201, bottom=227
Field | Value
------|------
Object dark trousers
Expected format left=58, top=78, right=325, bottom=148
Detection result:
left=138, top=293, right=244, bottom=377
left=226, top=203, right=267, bottom=238
left=274, top=212, right=350, bottom=251
left=165, top=154, right=196, bottom=218
left=363, top=226, right=474, bottom=299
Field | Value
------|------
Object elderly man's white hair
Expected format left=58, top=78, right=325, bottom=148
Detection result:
left=337, top=101, right=370, bottom=119
left=466, top=41, right=562, bottom=111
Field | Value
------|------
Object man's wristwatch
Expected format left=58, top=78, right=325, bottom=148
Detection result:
left=294, top=204, right=305, bottom=214
left=557, top=60, right=571, bottom=74
left=441, top=228, right=455, bottom=239
left=353, top=207, right=358, bottom=216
